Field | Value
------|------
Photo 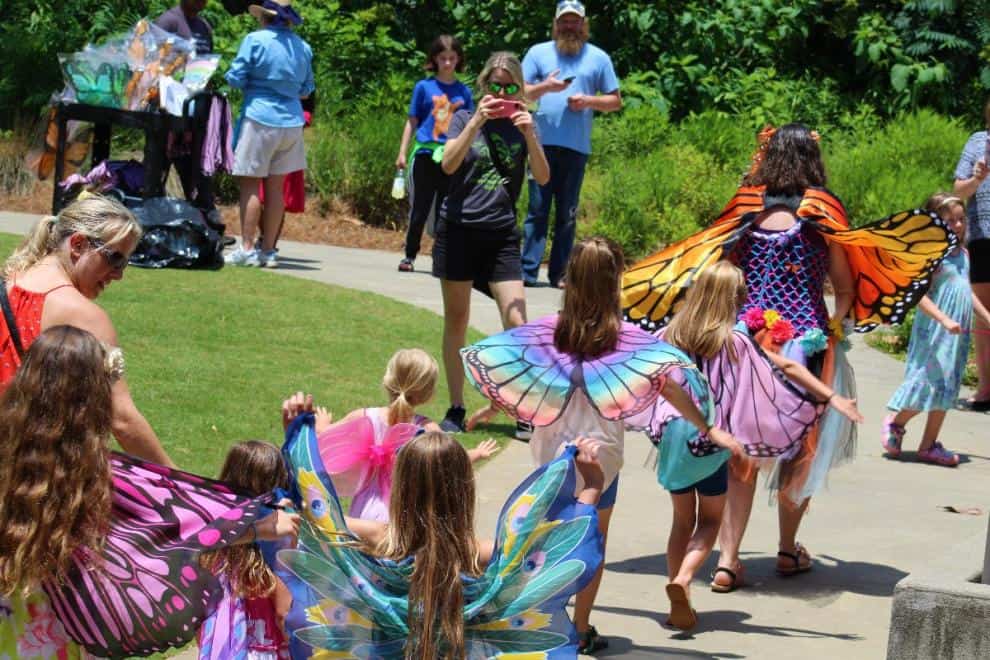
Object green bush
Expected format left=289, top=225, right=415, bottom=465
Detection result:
left=825, top=109, right=970, bottom=224
left=309, top=110, right=406, bottom=228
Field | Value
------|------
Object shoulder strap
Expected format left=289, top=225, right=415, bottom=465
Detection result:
left=0, top=279, right=25, bottom=359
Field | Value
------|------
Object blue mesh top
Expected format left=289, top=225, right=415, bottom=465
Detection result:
left=730, top=220, right=831, bottom=334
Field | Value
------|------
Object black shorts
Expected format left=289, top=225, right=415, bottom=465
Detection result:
left=670, top=462, right=728, bottom=497
left=969, top=239, right=990, bottom=284
left=432, top=221, right=522, bottom=283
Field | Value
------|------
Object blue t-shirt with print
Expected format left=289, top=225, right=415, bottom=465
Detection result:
left=522, top=41, right=619, bottom=155
left=954, top=130, right=990, bottom=242
left=409, top=77, right=474, bottom=146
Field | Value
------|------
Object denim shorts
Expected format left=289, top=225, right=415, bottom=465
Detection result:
left=669, top=462, right=728, bottom=497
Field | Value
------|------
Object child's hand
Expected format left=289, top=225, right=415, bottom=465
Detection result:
left=468, top=438, right=499, bottom=463
left=256, top=509, right=301, bottom=543
left=829, top=395, right=864, bottom=423
left=315, top=406, right=333, bottom=434
left=572, top=437, right=605, bottom=490
left=281, top=392, right=313, bottom=430
left=466, top=403, right=499, bottom=431
left=941, top=318, right=962, bottom=335
left=708, top=427, right=744, bottom=459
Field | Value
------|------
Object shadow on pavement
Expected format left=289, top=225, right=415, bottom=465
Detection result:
left=592, top=635, right=742, bottom=659
left=595, top=603, right=861, bottom=646
left=606, top=551, right=908, bottom=599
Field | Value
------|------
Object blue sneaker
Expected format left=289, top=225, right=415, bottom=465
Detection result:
left=225, top=247, right=261, bottom=267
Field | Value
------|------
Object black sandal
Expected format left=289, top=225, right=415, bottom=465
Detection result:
left=577, top=625, right=608, bottom=654
left=710, top=566, right=741, bottom=593
left=776, top=543, right=813, bottom=576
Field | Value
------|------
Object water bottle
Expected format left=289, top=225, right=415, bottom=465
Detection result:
left=390, top=169, right=406, bottom=199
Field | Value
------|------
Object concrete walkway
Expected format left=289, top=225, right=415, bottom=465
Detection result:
left=2, top=211, right=988, bottom=659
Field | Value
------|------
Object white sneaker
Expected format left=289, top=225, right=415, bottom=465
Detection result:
left=260, top=249, right=279, bottom=268
left=225, top=247, right=261, bottom=266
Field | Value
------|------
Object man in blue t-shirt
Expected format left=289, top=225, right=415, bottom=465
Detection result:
left=521, top=0, right=621, bottom=288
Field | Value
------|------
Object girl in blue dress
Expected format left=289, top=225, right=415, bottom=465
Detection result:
left=884, top=193, right=990, bottom=465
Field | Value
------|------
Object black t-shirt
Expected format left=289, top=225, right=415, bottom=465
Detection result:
left=439, top=109, right=532, bottom=231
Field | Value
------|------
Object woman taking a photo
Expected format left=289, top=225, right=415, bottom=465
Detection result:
left=432, top=51, right=549, bottom=436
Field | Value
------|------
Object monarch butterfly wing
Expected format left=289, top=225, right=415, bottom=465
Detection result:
left=622, top=219, right=748, bottom=331
left=712, top=186, right=766, bottom=226
left=44, top=453, right=270, bottom=658
left=798, top=187, right=850, bottom=230
left=816, top=209, right=956, bottom=331
left=461, top=315, right=576, bottom=427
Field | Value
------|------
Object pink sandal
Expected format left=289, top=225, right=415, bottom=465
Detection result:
left=917, top=442, right=960, bottom=467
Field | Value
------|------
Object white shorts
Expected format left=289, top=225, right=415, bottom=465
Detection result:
left=232, top=118, right=305, bottom=177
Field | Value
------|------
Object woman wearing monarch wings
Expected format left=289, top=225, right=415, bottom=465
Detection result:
left=622, top=123, right=956, bottom=592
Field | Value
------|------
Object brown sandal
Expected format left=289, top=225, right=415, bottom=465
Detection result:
left=665, top=583, right=698, bottom=630
left=710, top=566, right=743, bottom=593
left=776, top=543, right=813, bottom=576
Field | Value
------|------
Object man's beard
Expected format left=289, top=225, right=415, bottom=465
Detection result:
left=555, top=32, right=585, bottom=56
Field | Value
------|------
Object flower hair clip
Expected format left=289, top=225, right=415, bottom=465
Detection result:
left=747, top=125, right=777, bottom=177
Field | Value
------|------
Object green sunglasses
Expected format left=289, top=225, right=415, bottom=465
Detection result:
left=488, top=81, right=521, bottom=95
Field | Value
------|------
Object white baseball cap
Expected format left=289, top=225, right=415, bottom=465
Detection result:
left=555, top=0, right=586, bottom=19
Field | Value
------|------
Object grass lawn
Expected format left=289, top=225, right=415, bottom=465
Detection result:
left=0, top=233, right=510, bottom=478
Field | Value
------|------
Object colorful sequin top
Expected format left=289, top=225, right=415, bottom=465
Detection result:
left=730, top=220, right=831, bottom=335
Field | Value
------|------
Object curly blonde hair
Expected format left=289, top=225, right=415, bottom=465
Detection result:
left=0, top=325, right=114, bottom=595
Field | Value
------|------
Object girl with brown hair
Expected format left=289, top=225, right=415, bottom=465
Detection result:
left=274, top=415, right=607, bottom=659
left=462, top=236, right=738, bottom=652
left=0, top=326, right=300, bottom=658
left=198, top=440, right=293, bottom=659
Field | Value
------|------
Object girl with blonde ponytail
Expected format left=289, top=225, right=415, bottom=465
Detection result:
left=0, top=195, right=172, bottom=467
left=302, top=348, right=497, bottom=522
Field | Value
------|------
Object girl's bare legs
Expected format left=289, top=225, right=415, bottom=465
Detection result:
left=714, top=470, right=755, bottom=588
left=573, top=506, right=612, bottom=635
left=671, top=493, right=727, bottom=592
left=440, top=280, right=473, bottom=408
left=971, top=283, right=990, bottom=400
left=667, top=493, right=696, bottom=582
left=892, top=409, right=921, bottom=429
left=917, top=410, right=947, bottom=452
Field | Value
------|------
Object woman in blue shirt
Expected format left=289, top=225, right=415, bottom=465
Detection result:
left=395, top=35, right=473, bottom=272
left=225, top=0, right=315, bottom=267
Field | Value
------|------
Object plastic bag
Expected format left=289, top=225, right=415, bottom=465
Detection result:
left=129, top=197, right=223, bottom=269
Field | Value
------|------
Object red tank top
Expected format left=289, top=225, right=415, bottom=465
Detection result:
left=0, top=283, right=74, bottom=386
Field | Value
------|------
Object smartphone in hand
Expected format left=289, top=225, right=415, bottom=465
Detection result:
left=562, top=76, right=576, bottom=84
left=490, top=100, right=524, bottom=119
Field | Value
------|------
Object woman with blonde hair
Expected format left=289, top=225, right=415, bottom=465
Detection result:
left=0, top=194, right=171, bottom=466
left=291, top=348, right=496, bottom=522
left=655, top=261, right=861, bottom=629
left=432, top=51, right=550, bottom=440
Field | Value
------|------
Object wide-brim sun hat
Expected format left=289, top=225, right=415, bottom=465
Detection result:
left=248, top=0, right=292, bottom=20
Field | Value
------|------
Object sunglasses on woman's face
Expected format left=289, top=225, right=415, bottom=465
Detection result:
left=88, top=238, right=129, bottom=271
left=488, top=81, right=520, bottom=95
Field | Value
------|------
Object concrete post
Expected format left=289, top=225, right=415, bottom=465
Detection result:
left=984, top=516, right=990, bottom=585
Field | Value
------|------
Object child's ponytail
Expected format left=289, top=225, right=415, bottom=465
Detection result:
left=382, top=349, right=438, bottom=426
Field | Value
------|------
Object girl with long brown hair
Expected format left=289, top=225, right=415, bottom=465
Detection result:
left=198, top=440, right=293, bottom=659
left=462, top=236, right=739, bottom=653
left=0, top=326, right=300, bottom=659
